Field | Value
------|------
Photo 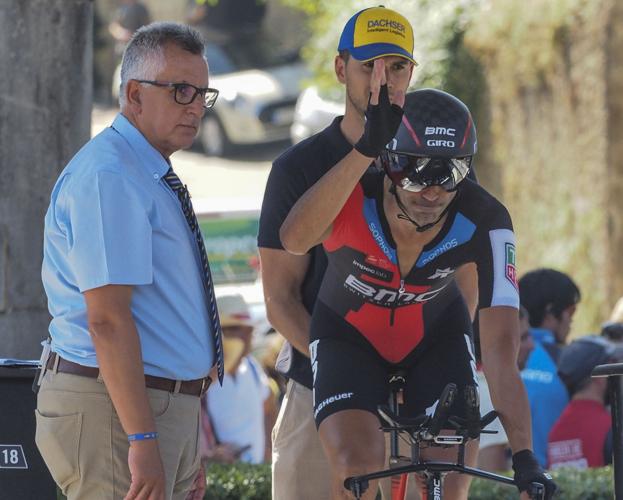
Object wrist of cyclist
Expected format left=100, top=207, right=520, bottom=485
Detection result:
left=512, top=449, right=557, bottom=496
left=512, top=449, right=540, bottom=471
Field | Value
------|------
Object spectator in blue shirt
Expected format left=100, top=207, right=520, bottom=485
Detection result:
left=519, top=268, right=581, bottom=467
left=37, top=22, right=221, bottom=500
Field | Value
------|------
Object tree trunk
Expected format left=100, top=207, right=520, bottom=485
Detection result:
left=0, top=0, right=93, bottom=359
left=605, top=0, right=623, bottom=312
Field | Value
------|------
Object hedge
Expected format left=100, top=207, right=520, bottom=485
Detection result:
left=204, top=463, right=614, bottom=499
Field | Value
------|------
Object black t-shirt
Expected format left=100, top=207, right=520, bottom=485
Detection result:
left=257, top=117, right=352, bottom=388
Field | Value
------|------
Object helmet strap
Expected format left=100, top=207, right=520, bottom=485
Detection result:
left=389, top=183, right=456, bottom=233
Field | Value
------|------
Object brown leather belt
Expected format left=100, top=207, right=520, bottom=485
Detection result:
left=46, top=352, right=211, bottom=397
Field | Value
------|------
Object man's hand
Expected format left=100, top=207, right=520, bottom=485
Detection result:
left=124, top=440, right=166, bottom=500
left=354, top=59, right=405, bottom=159
left=185, top=462, right=207, bottom=500
left=512, top=449, right=557, bottom=499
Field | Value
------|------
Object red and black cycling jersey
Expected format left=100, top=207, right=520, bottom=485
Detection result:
left=311, top=172, right=519, bottom=363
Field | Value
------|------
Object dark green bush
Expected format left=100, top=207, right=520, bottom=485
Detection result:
left=204, top=463, right=272, bottom=500
left=203, top=464, right=614, bottom=500
left=470, top=466, right=613, bottom=499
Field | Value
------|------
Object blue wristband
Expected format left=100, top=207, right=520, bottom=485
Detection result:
left=127, top=432, right=158, bottom=442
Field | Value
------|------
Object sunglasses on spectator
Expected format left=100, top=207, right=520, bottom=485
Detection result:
left=135, top=80, right=219, bottom=109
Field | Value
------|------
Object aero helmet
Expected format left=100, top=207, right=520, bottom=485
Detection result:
left=380, top=89, right=477, bottom=192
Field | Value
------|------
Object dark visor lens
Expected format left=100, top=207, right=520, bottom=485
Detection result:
left=381, top=152, right=471, bottom=192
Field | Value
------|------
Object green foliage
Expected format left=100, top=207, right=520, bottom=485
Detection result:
left=279, top=0, right=484, bottom=94
left=58, top=463, right=615, bottom=499
left=204, top=463, right=272, bottom=500
left=470, top=466, right=614, bottom=499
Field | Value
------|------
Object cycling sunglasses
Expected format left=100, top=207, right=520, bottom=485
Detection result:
left=380, top=151, right=472, bottom=193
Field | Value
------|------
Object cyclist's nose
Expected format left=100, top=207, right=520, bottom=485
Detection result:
left=420, top=186, right=443, bottom=201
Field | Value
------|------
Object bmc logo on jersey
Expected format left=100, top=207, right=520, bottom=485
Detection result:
left=505, top=243, right=518, bottom=288
left=345, top=274, right=447, bottom=306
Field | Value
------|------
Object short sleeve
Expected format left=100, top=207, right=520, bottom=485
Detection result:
left=475, top=207, right=520, bottom=310
left=65, top=170, right=153, bottom=291
left=257, top=158, right=311, bottom=250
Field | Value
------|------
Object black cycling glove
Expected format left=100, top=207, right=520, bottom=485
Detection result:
left=512, top=449, right=558, bottom=499
left=354, top=83, right=404, bottom=159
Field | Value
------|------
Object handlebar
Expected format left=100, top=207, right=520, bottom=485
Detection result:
left=378, top=383, right=499, bottom=442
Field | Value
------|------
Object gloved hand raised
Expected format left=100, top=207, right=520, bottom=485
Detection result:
left=512, top=449, right=558, bottom=499
left=354, top=59, right=404, bottom=159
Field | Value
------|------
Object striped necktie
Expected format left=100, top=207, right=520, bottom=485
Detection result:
left=163, top=167, right=224, bottom=384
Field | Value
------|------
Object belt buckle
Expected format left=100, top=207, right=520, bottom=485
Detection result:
left=200, top=377, right=210, bottom=396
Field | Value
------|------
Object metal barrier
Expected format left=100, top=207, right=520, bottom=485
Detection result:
left=592, top=362, right=623, bottom=499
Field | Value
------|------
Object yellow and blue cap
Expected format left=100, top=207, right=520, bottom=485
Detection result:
left=338, top=6, right=417, bottom=65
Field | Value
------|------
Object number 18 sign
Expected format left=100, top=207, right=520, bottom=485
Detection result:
left=0, top=444, right=28, bottom=469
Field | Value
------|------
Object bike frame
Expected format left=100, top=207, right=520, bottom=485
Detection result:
left=346, top=454, right=516, bottom=499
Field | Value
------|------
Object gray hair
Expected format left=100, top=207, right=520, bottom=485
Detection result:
left=118, top=22, right=206, bottom=108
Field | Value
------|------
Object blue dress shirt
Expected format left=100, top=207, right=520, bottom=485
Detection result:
left=42, top=114, right=214, bottom=379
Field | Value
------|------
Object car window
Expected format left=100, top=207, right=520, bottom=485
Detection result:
left=205, top=34, right=300, bottom=75
left=205, top=44, right=237, bottom=75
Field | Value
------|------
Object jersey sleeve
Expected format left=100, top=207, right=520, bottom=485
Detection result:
left=323, top=182, right=362, bottom=252
left=475, top=205, right=520, bottom=310
left=257, top=156, right=313, bottom=250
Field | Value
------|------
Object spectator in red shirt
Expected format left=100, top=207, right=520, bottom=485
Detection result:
left=547, top=336, right=621, bottom=469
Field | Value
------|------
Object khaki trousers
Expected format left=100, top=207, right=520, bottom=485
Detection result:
left=35, top=370, right=201, bottom=500
left=271, top=379, right=331, bottom=500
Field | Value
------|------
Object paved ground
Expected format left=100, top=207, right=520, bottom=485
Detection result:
left=91, top=106, right=289, bottom=213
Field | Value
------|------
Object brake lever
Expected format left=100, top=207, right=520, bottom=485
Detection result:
left=421, top=383, right=456, bottom=439
left=528, top=481, right=545, bottom=500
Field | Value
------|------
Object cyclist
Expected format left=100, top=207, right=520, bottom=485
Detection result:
left=280, top=62, right=557, bottom=500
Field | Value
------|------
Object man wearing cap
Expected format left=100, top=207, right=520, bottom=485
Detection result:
left=205, top=294, right=276, bottom=464
left=258, top=6, right=416, bottom=500
left=547, top=336, right=620, bottom=469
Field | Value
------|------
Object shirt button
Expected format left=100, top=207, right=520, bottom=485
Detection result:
left=153, top=173, right=159, bottom=180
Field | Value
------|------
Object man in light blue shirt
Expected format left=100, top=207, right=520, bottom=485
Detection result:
left=519, top=268, right=581, bottom=467
left=37, top=22, right=221, bottom=500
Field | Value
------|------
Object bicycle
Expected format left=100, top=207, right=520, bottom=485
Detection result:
left=344, top=373, right=546, bottom=500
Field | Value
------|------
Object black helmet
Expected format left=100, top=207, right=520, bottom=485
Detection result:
left=380, top=89, right=477, bottom=192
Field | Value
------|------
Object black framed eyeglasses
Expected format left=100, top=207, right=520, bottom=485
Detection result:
left=380, top=151, right=472, bottom=192
left=135, top=80, right=219, bottom=109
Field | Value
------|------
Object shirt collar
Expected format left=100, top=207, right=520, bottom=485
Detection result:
left=111, top=113, right=170, bottom=182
